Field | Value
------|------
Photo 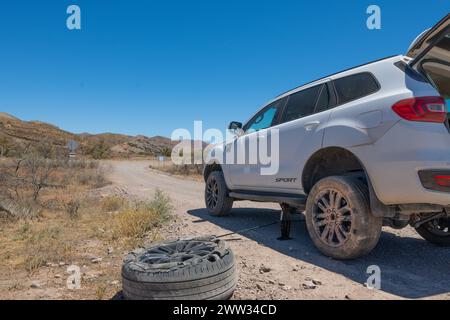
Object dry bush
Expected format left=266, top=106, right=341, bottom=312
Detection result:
left=147, top=189, right=174, bottom=217
left=86, top=140, right=110, bottom=160
left=0, top=153, right=109, bottom=221
left=101, top=196, right=125, bottom=213
left=73, top=167, right=107, bottom=188
left=65, top=198, right=81, bottom=219
left=150, top=162, right=203, bottom=176
left=113, top=189, right=173, bottom=243
left=172, top=164, right=203, bottom=176
left=1, top=154, right=55, bottom=202
left=95, top=284, right=108, bottom=300
left=0, top=135, right=13, bottom=157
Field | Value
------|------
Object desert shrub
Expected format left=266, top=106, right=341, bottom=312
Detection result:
left=95, top=284, right=108, bottom=300
left=113, top=189, right=172, bottom=241
left=0, top=136, right=13, bottom=157
left=163, top=163, right=203, bottom=176
left=33, top=139, right=56, bottom=159
left=87, top=141, right=110, bottom=160
left=75, top=171, right=92, bottom=186
left=101, top=196, right=124, bottom=212
left=160, top=147, right=172, bottom=157
left=74, top=167, right=107, bottom=188
left=65, top=159, right=98, bottom=170
left=65, top=198, right=81, bottom=219
left=0, top=153, right=56, bottom=203
left=92, top=168, right=108, bottom=188
left=0, top=154, right=108, bottom=220
left=146, top=189, right=173, bottom=217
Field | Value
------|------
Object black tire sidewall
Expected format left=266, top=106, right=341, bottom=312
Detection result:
left=205, top=171, right=233, bottom=216
left=122, top=237, right=237, bottom=300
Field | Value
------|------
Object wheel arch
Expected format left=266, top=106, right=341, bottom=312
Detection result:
left=203, top=162, right=223, bottom=182
left=301, top=146, right=393, bottom=217
left=302, top=147, right=366, bottom=194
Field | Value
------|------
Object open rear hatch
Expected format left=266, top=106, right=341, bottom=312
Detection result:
left=407, top=14, right=450, bottom=99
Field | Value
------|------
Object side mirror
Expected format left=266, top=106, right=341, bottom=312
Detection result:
left=228, top=121, right=244, bottom=137
left=228, top=121, right=244, bottom=138
left=228, top=121, right=243, bottom=131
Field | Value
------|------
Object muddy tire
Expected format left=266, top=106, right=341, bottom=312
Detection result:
left=122, top=236, right=237, bottom=300
left=205, top=171, right=233, bottom=217
left=305, top=176, right=382, bottom=260
left=415, top=218, right=450, bottom=246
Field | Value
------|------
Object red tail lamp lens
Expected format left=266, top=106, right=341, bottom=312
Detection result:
left=435, top=175, right=450, bottom=187
left=392, top=96, right=447, bottom=123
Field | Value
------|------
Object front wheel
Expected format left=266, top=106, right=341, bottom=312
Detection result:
left=305, top=176, right=382, bottom=260
left=205, top=171, right=233, bottom=217
left=415, top=217, right=450, bottom=246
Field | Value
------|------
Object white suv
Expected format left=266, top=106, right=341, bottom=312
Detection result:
left=204, top=15, right=450, bottom=259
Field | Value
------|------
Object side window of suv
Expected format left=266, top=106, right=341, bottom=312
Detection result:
left=333, top=72, right=380, bottom=105
left=244, top=98, right=285, bottom=133
left=281, top=84, right=322, bottom=123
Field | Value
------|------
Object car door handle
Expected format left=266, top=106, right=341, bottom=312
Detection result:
left=304, top=121, right=320, bottom=131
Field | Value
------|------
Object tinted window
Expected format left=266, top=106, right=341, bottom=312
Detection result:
left=315, top=83, right=336, bottom=113
left=333, top=73, right=379, bottom=105
left=244, top=99, right=284, bottom=133
left=281, top=85, right=322, bottom=123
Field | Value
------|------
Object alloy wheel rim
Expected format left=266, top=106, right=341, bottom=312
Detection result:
left=206, top=178, right=219, bottom=209
left=312, top=189, right=353, bottom=247
left=139, top=240, right=219, bottom=266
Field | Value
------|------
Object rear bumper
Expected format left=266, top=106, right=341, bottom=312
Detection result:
left=350, top=120, right=450, bottom=207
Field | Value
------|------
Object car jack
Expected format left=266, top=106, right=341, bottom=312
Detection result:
left=278, top=204, right=295, bottom=241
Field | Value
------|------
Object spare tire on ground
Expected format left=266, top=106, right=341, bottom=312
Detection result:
left=122, top=236, right=237, bottom=300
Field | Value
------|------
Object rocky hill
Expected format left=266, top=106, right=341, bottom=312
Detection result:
left=0, top=112, right=180, bottom=158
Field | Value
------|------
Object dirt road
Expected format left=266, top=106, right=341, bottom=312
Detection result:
left=108, top=160, right=450, bottom=300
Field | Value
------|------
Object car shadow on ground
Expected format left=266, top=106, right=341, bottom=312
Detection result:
left=187, top=207, right=450, bottom=299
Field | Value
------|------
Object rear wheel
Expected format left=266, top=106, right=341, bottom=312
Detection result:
left=205, top=171, right=233, bottom=217
left=415, top=217, right=450, bottom=246
left=305, top=176, right=382, bottom=260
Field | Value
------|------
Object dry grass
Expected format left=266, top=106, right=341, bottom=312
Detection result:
left=22, top=224, right=72, bottom=273
left=95, top=284, right=108, bottom=300
left=149, top=158, right=203, bottom=179
left=73, top=168, right=108, bottom=188
left=0, top=189, right=173, bottom=276
left=64, top=197, right=81, bottom=219
left=101, top=196, right=125, bottom=213
left=113, top=189, right=173, bottom=246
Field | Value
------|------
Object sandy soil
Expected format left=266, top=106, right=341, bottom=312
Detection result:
left=105, top=160, right=450, bottom=300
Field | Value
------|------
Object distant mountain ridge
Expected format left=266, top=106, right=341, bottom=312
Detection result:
left=0, top=112, right=181, bottom=157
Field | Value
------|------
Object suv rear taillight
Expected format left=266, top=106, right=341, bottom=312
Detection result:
left=392, top=96, right=447, bottom=123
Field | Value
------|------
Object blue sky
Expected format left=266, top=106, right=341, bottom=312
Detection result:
left=0, top=1, right=448, bottom=137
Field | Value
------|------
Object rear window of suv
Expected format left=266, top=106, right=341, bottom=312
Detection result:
left=333, top=72, right=380, bottom=105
